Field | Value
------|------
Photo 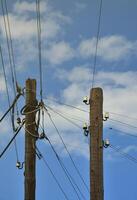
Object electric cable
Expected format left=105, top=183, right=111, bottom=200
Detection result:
left=45, top=98, right=88, bottom=113
left=110, top=144, right=137, bottom=164
left=0, top=46, right=20, bottom=161
left=109, top=118, right=137, bottom=129
left=45, top=138, right=82, bottom=200
left=24, top=116, right=86, bottom=199
left=36, top=0, right=43, bottom=102
left=106, top=111, right=137, bottom=121
left=43, top=106, right=90, bottom=193
left=0, top=46, right=11, bottom=112
left=44, top=137, right=87, bottom=200
left=109, top=127, right=137, bottom=139
left=36, top=147, right=69, bottom=200
left=91, top=0, right=103, bottom=88
left=24, top=126, right=39, bottom=139
left=1, top=0, right=19, bottom=117
left=24, top=91, right=89, bottom=114
left=0, top=93, right=22, bottom=123
left=20, top=104, right=40, bottom=115
left=0, top=120, right=25, bottom=158
left=3, top=0, right=18, bottom=85
left=45, top=106, right=86, bottom=123
left=46, top=105, right=82, bottom=130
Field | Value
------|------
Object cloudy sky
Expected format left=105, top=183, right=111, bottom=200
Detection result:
left=0, top=0, right=137, bottom=199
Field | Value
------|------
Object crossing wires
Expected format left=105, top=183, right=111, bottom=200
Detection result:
left=1, top=0, right=18, bottom=98
left=44, top=136, right=86, bottom=200
left=110, top=144, right=137, bottom=164
left=36, top=147, right=70, bottom=200
left=43, top=105, right=90, bottom=193
left=0, top=46, right=19, bottom=162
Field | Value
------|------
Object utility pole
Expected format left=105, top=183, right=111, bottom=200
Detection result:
left=25, top=79, right=38, bottom=200
left=90, top=87, right=104, bottom=200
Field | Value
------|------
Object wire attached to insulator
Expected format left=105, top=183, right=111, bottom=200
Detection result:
left=16, top=161, right=25, bottom=169
left=83, top=123, right=89, bottom=136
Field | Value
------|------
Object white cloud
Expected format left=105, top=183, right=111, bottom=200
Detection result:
left=56, top=67, right=137, bottom=133
left=14, top=1, right=48, bottom=14
left=0, top=75, right=6, bottom=92
left=46, top=41, right=75, bottom=65
left=123, top=145, right=137, bottom=154
left=0, top=14, right=60, bottom=40
left=75, top=2, right=87, bottom=12
left=79, top=35, right=137, bottom=62
left=0, top=1, right=71, bottom=41
left=0, top=14, right=37, bottom=40
left=0, top=1, right=72, bottom=71
left=56, top=65, right=91, bottom=82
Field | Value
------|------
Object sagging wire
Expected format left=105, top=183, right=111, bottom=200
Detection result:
left=91, top=0, right=103, bottom=88
left=24, top=103, right=88, bottom=198
left=0, top=45, right=20, bottom=162
left=45, top=97, right=88, bottom=113
left=0, top=92, right=23, bottom=123
left=35, top=0, right=43, bottom=102
left=110, top=144, right=137, bottom=164
left=25, top=123, right=87, bottom=200
left=43, top=136, right=87, bottom=200
left=46, top=107, right=86, bottom=123
left=46, top=105, right=82, bottom=130
left=0, top=0, right=20, bottom=119
left=0, top=119, right=25, bottom=159
left=109, top=127, right=137, bottom=139
left=109, top=118, right=137, bottom=130
left=43, top=105, right=90, bottom=193
left=35, top=146, right=70, bottom=200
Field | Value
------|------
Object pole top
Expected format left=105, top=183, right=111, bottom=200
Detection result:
left=90, top=87, right=103, bottom=95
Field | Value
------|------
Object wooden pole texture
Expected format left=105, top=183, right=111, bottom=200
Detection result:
left=25, top=79, right=37, bottom=200
left=90, top=87, right=104, bottom=200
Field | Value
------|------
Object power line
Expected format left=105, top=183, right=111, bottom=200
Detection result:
left=43, top=106, right=90, bottom=193
left=109, top=127, right=137, bottom=139
left=36, top=0, right=43, bottom=102
left=24, top=117, right=86, bottom=199
left=0, top=45, right=19, bottom=162
left=0, top=120, right=25, bottom=159
left=107, top=111, right=137, bottom=121
left=91, top=0, right=103, bottom=88
left=45, top=104, right=87, bottom=123
left=0, top=46, right=11, bottom=110
left=1, top=0, right=16, bottom=92
left=109, top=118, right=137, bottom=129
left=3, top=0, right=18, bottom=85
left=46, top=105, right=82, bottom=130
left=44, top=137, right=85, bottom=200
left=45, top=98, right=88, bottom=113
left=36, top=147, right=70, bottom=200
left=110, top=144, right=137, bottom=164
left=24, top=91, right=89, bottom=114
left=0, top=93, right=22, bottom=123
left=1, top=0, right=19, bottom=117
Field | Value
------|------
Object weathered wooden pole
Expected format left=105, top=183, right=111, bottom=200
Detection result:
left=90, top=87, right=104, bottom=200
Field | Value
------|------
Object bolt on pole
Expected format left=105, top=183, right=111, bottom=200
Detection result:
left=90, top=87, right=104, bottom=200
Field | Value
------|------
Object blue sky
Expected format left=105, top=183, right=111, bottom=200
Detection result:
left=0, top=0, right=137, bottom=199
